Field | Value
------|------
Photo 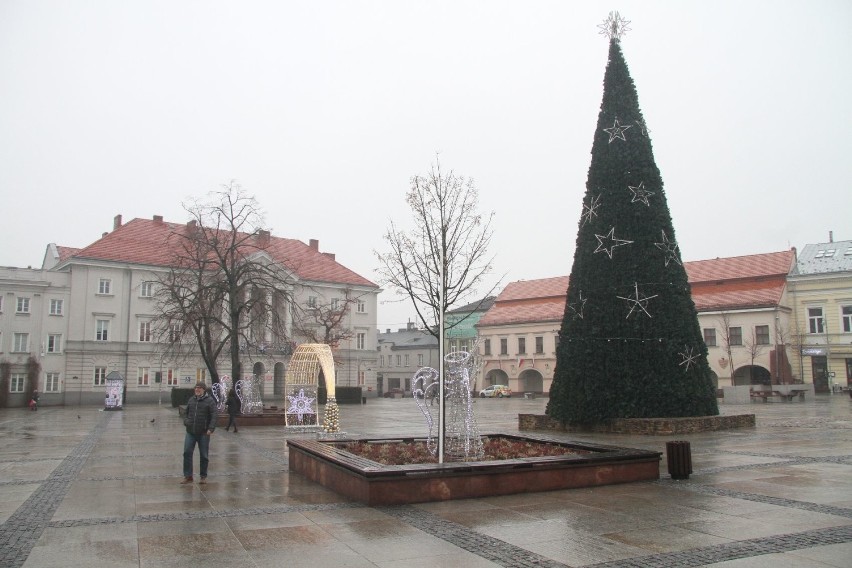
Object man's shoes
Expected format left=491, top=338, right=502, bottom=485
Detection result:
left=233, top=429, right=238, bottom=433
left=180, top=477, right=193, bottom=484
left=199, top=477, right=207, bottom=484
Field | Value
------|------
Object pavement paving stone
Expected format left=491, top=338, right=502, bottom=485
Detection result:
left=0, top=395, right=849, bottom=567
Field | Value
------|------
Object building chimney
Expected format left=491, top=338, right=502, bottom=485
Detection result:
left=829, top=231, right=834, bottom=243
left=102, top=232, right=108, bottom=238
left=186, top=220, right=197, bottom=232
left=322, top=252, right=335, bottom=261
left=407, top=321, right=416, bottom=331
left=386, top=329, right=391, bottom=334
left=257, top=229, right=270, bottom=247
left=153, top=215, right=163, bottom=224
left=113, top=214, right=122, bottom=230
left=309, top=239, right=319, bottom=251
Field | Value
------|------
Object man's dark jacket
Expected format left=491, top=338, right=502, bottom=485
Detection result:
left=184, top=393, right=217, bottom=435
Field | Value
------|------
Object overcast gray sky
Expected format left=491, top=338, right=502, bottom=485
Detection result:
left=2, top=0, right=850, bottom=330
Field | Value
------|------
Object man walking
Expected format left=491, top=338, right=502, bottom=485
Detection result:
left=181, top=382, right=217, bottom=484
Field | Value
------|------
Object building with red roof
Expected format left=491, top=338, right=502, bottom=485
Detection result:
left=1, top=214, right=379, bottom=407
left=476, top=250, right=799, bottom=397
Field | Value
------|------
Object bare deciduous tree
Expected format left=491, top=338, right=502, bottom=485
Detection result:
left=154, top=183, right=294, bottom=383
left=290, top=292, right=357, bottom=350
left=716, top=312, right=737, bottom=386
left=376, top=158, right=500, bottom=339
left=744, top=328, right=768, bottom=385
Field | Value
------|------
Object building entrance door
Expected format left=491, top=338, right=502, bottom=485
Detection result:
left=811, top=356, right=829, bottom=393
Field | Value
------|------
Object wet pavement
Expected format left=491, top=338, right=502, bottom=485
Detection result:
left=0, top=395, right=850, bottom=567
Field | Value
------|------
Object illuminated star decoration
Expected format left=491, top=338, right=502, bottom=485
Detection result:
left=654, top=230, right=682, bottom=266
left=603, top=118, right=633, bottom=143
left=594, top=227, right=634, bottom=259
left=581, top=194, right=601, bottom=226
left=628, top=181, right=655, bottom=206
left=679, top=346, right=699, bottom=372
left=616, top=282, right=658, bottom=319
left=597, top=11, right=631, bottom=41
left=286, top=389, right=316, bottom=423
left=569, top=291, right=587, bottom=319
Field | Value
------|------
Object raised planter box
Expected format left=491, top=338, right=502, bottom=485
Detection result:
left=287, top=434, right=661, bottom=506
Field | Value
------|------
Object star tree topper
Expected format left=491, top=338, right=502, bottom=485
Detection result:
left=598, top=11, right=631, bottom=41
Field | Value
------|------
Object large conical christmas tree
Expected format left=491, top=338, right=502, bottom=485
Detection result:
left=547, top=13, right=718, bottom=424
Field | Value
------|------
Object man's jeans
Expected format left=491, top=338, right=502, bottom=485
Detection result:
left=183, top=431, right=210, bottom=478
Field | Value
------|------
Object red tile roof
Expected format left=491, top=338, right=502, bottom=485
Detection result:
left=478, top=276, right=568, bottom=327
left=63, top=218, right=377, bottom=287
left=56, top=246, right=81, bottom=263
left=478, top=250, right=794, bottom=326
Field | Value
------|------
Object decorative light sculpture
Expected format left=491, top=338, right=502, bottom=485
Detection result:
left=412, top=349, right=483, bottom=461
left=236, top=374, right=263, bottom=415
left=211, top=375, right=232, bottom=412
left=284, top=343, right=340, bottom=432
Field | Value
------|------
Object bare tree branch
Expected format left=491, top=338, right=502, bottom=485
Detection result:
left=375, top=158, right=502, bottom=338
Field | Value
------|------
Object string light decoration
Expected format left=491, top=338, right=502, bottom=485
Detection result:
left=235, top=375, right=263, bottom=415
left=286, top=388, right=316, bottom=424
left=581, top=194, right=601, bottom=226
left=654, top=230, right=682, bottom=266
left=211, top=375, right=232, bottom=412
left=594, top=227, right=634, bottom=259
left=603, top=117, right=633, bottom=143
left=284, top=343, right=339, bottom=432
left=412, top=349, right=483, bottom=461
left=628, top=181, right=654, bottom=206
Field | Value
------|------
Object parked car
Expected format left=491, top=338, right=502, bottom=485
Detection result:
left=383, top=388, right=405, bottom=398
left=479, top=385, right=511, bottom=398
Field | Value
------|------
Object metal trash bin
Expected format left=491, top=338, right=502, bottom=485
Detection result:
left=666, top=441, right=693, bottom=480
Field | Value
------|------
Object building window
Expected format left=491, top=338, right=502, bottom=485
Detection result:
left=755, top=325, right=770, bottom=345
left=94, top=367, right=107, bottom=386
left=45, top=372, right=60, bottom=392
left=842, top=306, right=852, bottom=333
left=357, top=300, right=366, bottom=313
left=49, top=299, right=63, bottom=315
left=140, top=281, right=154, bottom=297
left=404, top=354, right=410, bottom=367
left=703, top=328, right=717, bottom=347
left=139, top=321, right=152, bottom=342
left=16, top=297, right=30, bottom=314
left=13, top=333, right=29, bottom=352
left=500, top=338, right=508, bottom=355
left=196, top=368, right=206, bottom=382
left=396, top=355, right=401, bottom=366
left=379, top=355, right=384, bottom=367
left=46, top=334, right=62, bottom=353
left=331, top=298, right=340, bottom=310
left=808, top=307, right=825, bottom=334
left=358, top=370, right=365, bottom=385
left=518, top=337, right=526, bottom=355
left=418, top=353, right=423, bottom=366
left=356, top=332, right=366, bottom=350
left=10, top=374, right=25, bottom=393
left=98, top=278, right=112, bottom=295
left=307, top=296, right=317, bottom=308
left=0, top=296, right=3, bottom=312
left=138, top=367, right=150, bottom=386
left=484, top=339, right=491, bottom=355
left=535, top=336, right=544, bottom=354
left=169, top=323, right=181, bottom=343
left=96, top=320, right=109, bottom=341
left=166, top=369, right=179, bottom=386
left=730, top=327, right=743, bottom=346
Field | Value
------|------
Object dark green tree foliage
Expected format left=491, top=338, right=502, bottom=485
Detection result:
left=547, top=38, right=718, bottom=424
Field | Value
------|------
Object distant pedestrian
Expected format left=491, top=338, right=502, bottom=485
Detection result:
left=225, top=388, right=240, bottom=433
left=29, top=389, right=39, bottom=411
left=181, top=382, right=217, bottom=484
